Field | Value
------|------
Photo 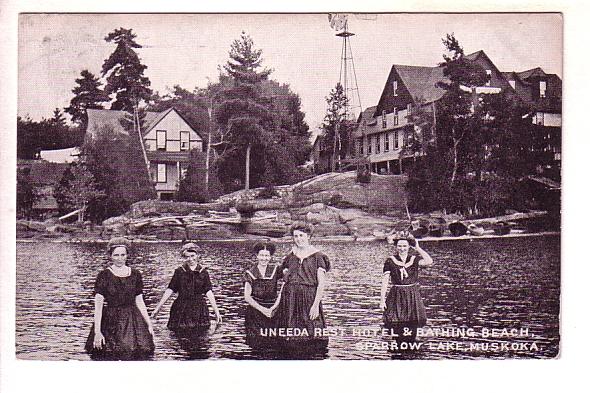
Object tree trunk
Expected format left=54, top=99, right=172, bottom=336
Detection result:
left=205, top=128, right=212, bottom=199
left=245, top=142, right=251, bottom=190
left=78, top=203, right=86, bottom=223
left=451, top=138, right=459, bottom=185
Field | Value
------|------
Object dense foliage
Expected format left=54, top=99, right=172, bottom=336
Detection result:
left=406, top=34, right=539, bottom=217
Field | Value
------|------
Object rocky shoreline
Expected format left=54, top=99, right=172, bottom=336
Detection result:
left=16, top=172, right=559, bottom=243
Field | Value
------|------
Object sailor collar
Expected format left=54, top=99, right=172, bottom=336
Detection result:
left=389, top=254, right=416, bottom=281
left=181, top=263, right=205, bottom=273
left=246, top=264, right=278, bottom=280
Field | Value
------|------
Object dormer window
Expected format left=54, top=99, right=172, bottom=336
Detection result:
left=382, top=110, right=387, bottom=128
left=485, top=70, right=492, bottom=86
left=540, top=81, right=547, bottom=98
left=156, top=130, right=167, bottom=150
left=393, top=107, right=399, bottom=126
left=407, top=103, right=412, bottom=116
left=393, top=80, right=398, bottom=96
left=509, top=80, right=516, bottom=89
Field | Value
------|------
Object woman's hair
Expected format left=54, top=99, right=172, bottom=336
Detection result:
left=290, top=222, right=314, bottom=236
left=390, top=230, right=416, bottom=247
left=253, top=241, right=276, bottom=255
left=181, top=242, right=200, bottom=257
left=107, top=237, right=131, bottom=255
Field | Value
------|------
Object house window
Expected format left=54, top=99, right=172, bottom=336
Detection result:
left=536, top=112, right=545, bottom=126
left=157, top=163, right=167, bottom=183
left=156, top=130, right=167, bottom=150
left=384, top=132, right=390, bottom=152
left=393, top=80, right=398, bottom=96
left=180, top=165, right=188, bottom=179
left=358, top=138, right=364, bottom=155
left=375, top=134, right=381, bottom=153
left=180, top=131, right=190, bottom=151
left=539, top=81, right=547, bottom=98
left=509, top=80, right=516, bottom=89
left=407, top=103, right=412, bottom=116
left=393, top=107, right=399, bottom=126
left=382, top=110, right=387, bottom=128
left=368, top=136, right=372, bottom=154
left=485, top=70, right=492, bottom=86
left=394, top=130, right=399, bottom=149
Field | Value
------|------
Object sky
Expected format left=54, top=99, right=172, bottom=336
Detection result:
left=18, top=13, right=562, bottom=134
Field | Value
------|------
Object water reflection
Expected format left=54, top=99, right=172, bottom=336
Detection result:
left=16, top=236, right=560, bottom=360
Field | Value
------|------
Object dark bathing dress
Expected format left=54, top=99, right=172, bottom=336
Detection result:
left=167, top=264, right=213, bottom=331
left=85, top=268, right=154, bottom=360
left=276, top=251, right=330, bottom=346
left=383, top=254, right=427, bottom=332
left=244, top=263, right=282, bottom=339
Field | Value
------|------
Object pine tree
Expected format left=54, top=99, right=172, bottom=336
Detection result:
left=102, top=28, right=152, bottom=112
left=216, top=32, right=274, bottom=191
left=65, top=70, right=110, bottom=128
left=320, top=83, right=353, bottom=172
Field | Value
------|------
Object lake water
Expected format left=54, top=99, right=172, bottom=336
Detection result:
left=16, top=235, right=560, bottom=360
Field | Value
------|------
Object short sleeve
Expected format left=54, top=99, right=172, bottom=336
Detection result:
left=94, top=270, right=108, bottom=297
left=168, top=269, right=181, bottom=293
left=243, top=270, right=253, bottom=284
left=134, top=270, right=144, bottom=296
left=383, top=258, right=393, bottom=273
left=202, top=269, right=213, bottom=293
left=317, top=253, right=330, bottom=273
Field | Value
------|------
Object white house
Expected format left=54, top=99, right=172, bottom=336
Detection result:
left=86, top=107, right=204, bottom=200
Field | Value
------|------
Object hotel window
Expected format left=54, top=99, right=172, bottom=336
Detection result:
left=407, top=103, right=412, bottom=116
left=367, top=136, right=372, bottom=154
left=375, top=134, right=381, bottom=153
left=180, top=131, right=190, bottom=151
left=539, top=81, right=547, bottom=98
left=382, top=110, right=387, bottom=128
left=509, top=80, right=516, bottom=89
left=157, top=163, right=167, bottom=183
left=393, top=80, right=398, bottom=96
left=156, top=130, right=167, bottom=150
left=394, top=130, right=399, bottom=149
left=393, top=107, right=399, bottom=126
left=485, top=70, right=492, bottom=86
left=384, top=132, right=390, bottom=152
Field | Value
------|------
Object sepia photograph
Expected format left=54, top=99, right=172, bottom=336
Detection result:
left=12, top=12, right=564, bottom=362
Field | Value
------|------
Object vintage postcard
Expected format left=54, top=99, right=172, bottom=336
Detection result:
left=13, top=12, right=563, bottom=362
left=5, top=2, right=589, bottom=392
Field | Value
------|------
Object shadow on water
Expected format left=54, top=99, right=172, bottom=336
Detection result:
left=16, top=236, right=560, bottom=360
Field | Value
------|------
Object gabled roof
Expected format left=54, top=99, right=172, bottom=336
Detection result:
left=86, top=108, right=200, bottom=139
left=394, top=65, right=447, bottom=104
left=501, top=71, right=528, bottom=85
left=517, top=67, right=547, bottom=80
left=463, top=50, right=484, bottom=62
left=19, top=161, right=69, bottom=185
left=358, top=106, right=377, bottom=123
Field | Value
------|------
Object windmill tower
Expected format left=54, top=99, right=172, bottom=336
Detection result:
left=328, top=14, right=363, bottom=170
left=329, top=14, right=363, bottom=121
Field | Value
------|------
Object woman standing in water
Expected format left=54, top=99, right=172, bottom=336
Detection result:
left=276, top=223, right=330, bottom=349
left=151, top=242, right=222, bottom=332
left=243, top=241, right=282, bottom=345
left=380, top=231, right=433, bottom=344
left=85, top=237, right=155, bottom=360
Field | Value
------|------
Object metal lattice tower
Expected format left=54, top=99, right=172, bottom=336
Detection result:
left=336, top=20, right=363, bottom=121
